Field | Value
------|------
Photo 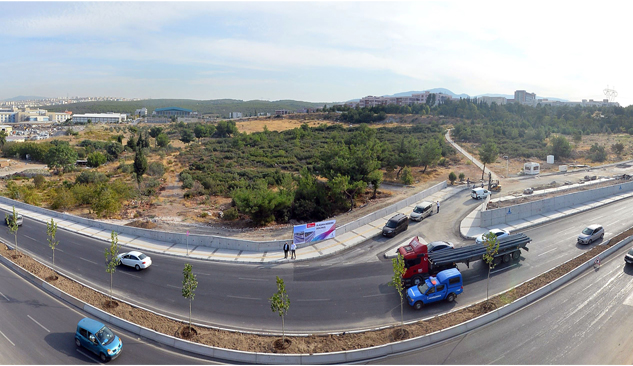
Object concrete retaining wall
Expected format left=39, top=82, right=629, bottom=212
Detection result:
left=481, top=180, right=633, bottom=227
left=0, top=181, right=446, bottom=253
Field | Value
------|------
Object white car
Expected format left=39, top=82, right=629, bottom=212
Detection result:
left=117, top=251, right=152, bottom=270
left=475, top=228, right=510, bottom=245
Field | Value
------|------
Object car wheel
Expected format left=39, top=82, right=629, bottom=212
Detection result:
left=75, top=338, right=81, bottom=347
left=135, top=264, right=140, bottom=271
left=446, top=293, right=456, bottom=302
left=600, top=233, right=604, bottom=239
left=414, top=301, right=423, bottom=310
left=412, top=275, right=423, bottom=286
left=100, top=353, right=107, bottom=362
left=503, top=254, right=511, bottom=263
left=493, top=256, right=502, bottom=265
left=512, top=250, right=520, bottom=260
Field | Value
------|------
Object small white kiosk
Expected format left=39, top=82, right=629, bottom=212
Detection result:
left=524, top=162, right=540, bottom=175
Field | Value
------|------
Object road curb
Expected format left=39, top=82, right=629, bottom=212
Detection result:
left=1, top=228, right=630, bottom=363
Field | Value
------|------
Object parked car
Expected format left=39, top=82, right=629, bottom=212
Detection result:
left=117, top=251, right=152, bottom=270
left=75, top=317, right=122, bottom=362
left=475, top=228, right=511, bottom=245
left=471, top=188, right=491, bottom=199
left=382, top=213, right=409, bottom=237
left=577, top=224, right=604, bottom=245
left=409, top=201, right=434, bottom=221
left=5, top=213, right=22, bottom=226
left=406, top=268, right=463, bottom=310
left=426, top=241, right=455, bottom=252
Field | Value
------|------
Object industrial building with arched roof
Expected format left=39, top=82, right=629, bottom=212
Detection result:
left=153, top=107, right=193, bottom=117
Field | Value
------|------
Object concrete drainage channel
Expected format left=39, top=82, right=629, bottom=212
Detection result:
left=1, top=230, right=632, bottom=364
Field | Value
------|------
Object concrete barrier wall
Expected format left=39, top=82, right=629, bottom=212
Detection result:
left=481, top=181, right=633, bottom=226
left=0, top=181, right=446, bottom=252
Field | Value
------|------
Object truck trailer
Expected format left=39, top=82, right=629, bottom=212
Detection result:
left=397, top=233, right=531, bottom=287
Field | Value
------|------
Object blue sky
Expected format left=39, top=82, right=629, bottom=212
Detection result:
left=2, top=1, right=633, bottom=106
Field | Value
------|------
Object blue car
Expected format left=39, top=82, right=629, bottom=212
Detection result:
left=407, top=268, right=463, bottom=310
left=75, top=318, right=122, bottom=362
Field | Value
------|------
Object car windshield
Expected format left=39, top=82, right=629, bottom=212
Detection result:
left=418, top=283, right=430, bottom=294
left=413, top=207, right=424, bottom=213
left=138, top=254, right=147, bottom=260
left=386, top=220, right=398, bottom=228
left=96, top=326, right=115, bottom=346
left=582, top=228, right=593, bottom=235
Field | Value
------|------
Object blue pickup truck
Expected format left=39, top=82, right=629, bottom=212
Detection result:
left=406, top=268, right=463, bottom=310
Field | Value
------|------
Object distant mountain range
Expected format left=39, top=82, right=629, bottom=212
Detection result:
left=2, top=95, right=49, bottom=102
left=347, top=89, right=568, bottom=102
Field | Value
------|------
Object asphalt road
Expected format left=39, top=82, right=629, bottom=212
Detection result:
left=4, top=189, right=633, bottom=333
left=369, top=240, right=633, bottom=364
left=0, top=262, right=215, bottom=364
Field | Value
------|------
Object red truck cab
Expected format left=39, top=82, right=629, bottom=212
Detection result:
left=397, top=236, right=455, bottom=287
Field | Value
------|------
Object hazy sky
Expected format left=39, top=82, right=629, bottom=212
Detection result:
left=1, top=1, right=632, bottom=106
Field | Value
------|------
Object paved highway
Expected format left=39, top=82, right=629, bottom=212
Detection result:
left=370, top=241, right=633, bottom=364
left=0, top=262, right=215, bottom=364
left=3, top=189, right=633, bottom=333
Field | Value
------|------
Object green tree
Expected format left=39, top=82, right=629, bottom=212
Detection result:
left=0, top=130, right=7, bottom=148
left=106, top=142, right=124, bottom=159
left=419, top=139, right=442, bottom=173
left=182, top=263, right=198, bottom=335
left=401, top=166, right=413, bottom=185
left=215, top=120, right=238, bottom=137
left=126, top=135, right=137, bottom=151
left=481, top=231, right=499, bottom=303
left=612, top=142, right=625, bottom=156
left=194, top=124, right=209, bottom=141
left=395, top=137, right=421, bottom=179
left=133, top=147, right=148, bottom=189
left=5, top=206, right=19, bottom=256
left=47, top=218, right=59, bottom=278
left=448, top=171, right=457, bottom=185
left=367, top=169, right=383, bottom=199
left=156, top=133, right=170, bottom=148
left=87, top=151, right=107, bottom=167
left=572, top=131, right=582, bottom=143
left=33, top=174, right=45, bottom=189
left=269, top=276, right=290, bottom=347
left=104, top=231, right=121, bottom=306
left=149, top=126, right=163, bottom=147
left=179, top=129, right=195, bottom=144
left=549, top=135, right=572, bottom=158
left=232, top=180, right=294, bottom=226
left=458, top=172, right=465, bottom=182
left=589, top=143, right=607, bottom=162
left=46, top=144, right=78, bottom=174
left=388, top=253, right=406, bottom=333
left=478, top=142, right=499, bottom=180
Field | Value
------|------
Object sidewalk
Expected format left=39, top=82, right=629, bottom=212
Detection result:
left=2, top=186, right=465, bottom=264
left=445, top=129, right=500, bottom=181
left=460, top=189, right=633, bottom=239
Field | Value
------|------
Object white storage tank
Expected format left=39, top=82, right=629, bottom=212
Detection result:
left=547, top=155, right=554, bottom=164
left=524, top=162, right=540, bottom=175
left=559, top=165, right=568, bottom=172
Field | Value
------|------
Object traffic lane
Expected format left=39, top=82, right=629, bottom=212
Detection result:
left=0, top=259, right=214, bottom=364
left=370, top=243, right=633, bottom=365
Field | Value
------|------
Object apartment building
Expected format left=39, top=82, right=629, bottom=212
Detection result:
left=514, top=90, right=537, bottom=105
left=358, top=92, right=453, bottom=108
left=478, top=96, right=507, bottom=106
left=72, top=113, right=127, bottom=123
left=229, top=112, right=243, bottom=119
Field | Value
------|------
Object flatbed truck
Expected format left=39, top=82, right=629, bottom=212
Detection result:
left=397, top=233, right=531, bottom=287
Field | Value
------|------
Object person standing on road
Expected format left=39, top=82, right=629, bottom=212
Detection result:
left=290, top=242, right=297, bottom=259
left=283, top=242, right=289, bottom=259
left=436, top=201, right=440, bottom=214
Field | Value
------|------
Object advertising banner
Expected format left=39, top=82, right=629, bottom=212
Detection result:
left=293, top=220, right=336, bottom=245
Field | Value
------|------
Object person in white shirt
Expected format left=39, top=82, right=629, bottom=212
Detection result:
left=290, top=243, right=297, bottom=259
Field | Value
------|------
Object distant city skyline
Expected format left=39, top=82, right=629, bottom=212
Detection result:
left=1, top=2, right=632, bottom=106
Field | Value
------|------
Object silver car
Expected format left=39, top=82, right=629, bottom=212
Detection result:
left=5, top=213, right=22, bottom=227
left=577, top=224, right=604, bottom=245
left=409, top=201, right=434, bottom=221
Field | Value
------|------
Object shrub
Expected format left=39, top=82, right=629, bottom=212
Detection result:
left=87, top=152, right=107, bottom=167
left=147, top=161, right=165, bottom=177
left=91, top=185, right=121, bottom=217
left=33, top=174, right=46, bottom=189
left=76, top=171, right=108, bottom=185
left=180, top=172, right=194, bottom=189
left=401, top=166, right=414, bottom=185
left=222, top=207, right=239, bottom=220
left=589, top=144, right=607, bottom=162
left=448, top=172, right=457, bottom=185
left=50, top=186, right=76, bottom=210
left=458, top=172, right=465, bottom=182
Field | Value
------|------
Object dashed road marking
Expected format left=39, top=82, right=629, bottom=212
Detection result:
left=79, top=257, right=98, bottom=265
left=0, top=329, right=14, bottom=346
left=226, top=295, right=261, bottom=300
left=28, top=315, right=50, bottom=333
left=538, top=248, right=557, bottom=256
left=0, top=291, right=9, bottom=301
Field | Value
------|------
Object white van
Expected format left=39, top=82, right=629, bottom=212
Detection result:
left=471, top=188, right=491, bottom=200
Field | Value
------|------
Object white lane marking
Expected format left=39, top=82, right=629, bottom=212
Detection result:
left=362, top=293, right=389, bottom=298
left=238, top=277, right=267, bottom=282
left=0, top=291, right=9, bottom=301
left=0, top=329, right=15, bottom=346
left=166, top=284, right=180, bottom=289
left=606, top=219, right=623, bottom=226
left=296, top=298, right=330, bottom=302
left=76, top=348, right=103, bottom=364
left=226, top=295, right=261, bottom=300
left=538, top=248, right=557, bottom=257
left=623, top=288, right=633, bottom=307
left=294, top=264, right=310, bottom=267
left=24, top=235, right=37, bottom=242
left=120, top=272, right=142, bottom=279
left=490, top=263, right=518, bottom=274
left=27, top=315, right=50, bottom=333
left=57, top=249, right=64, bottom=253
left=79, top=257, right=98, bottom=265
